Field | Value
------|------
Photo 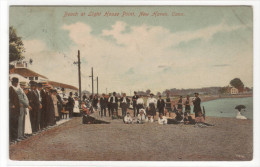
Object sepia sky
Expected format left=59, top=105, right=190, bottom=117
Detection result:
left=9, top=6, right=253, bottom=94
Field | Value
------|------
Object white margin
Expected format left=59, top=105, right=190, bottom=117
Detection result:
left=1, top=0, right=260, bottom=167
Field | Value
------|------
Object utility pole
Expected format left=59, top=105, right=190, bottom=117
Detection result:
left=89, top=67, right=94, bottom=98
left=73, top=50, right=82, bottom=107
left=97, top=76, right=98, bottom=96
left=78, top=50, right=81, bottom=104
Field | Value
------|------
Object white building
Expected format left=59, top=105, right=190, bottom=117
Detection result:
left=230, top=87, right=239, bottom=95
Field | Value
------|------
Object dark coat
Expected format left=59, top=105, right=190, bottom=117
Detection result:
left=40, top=89, right=47, bottom=111
left=100, top=97, right=107, bottom=108
left=27, top=90, right=40, bottom=132
left=9, top=86, right=20, bottom=141
left=67, top=96, right=74, bottom=108
left=193, top=97, right=202, bottom=113
left=157, top=99, right=165, bottom=110
left=110, top=96, right=118, bottom=103
left=120, top=97, right=130, bottom=108
left=132, top=95, right=138, bottom=106
left=46, top=93, right=55, bottom=126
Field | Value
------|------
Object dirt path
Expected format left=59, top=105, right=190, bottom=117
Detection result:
left=9, top=115, right=253, bottom=161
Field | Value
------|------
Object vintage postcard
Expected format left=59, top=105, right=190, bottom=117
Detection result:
left=8, top=6, right=253, bottom=162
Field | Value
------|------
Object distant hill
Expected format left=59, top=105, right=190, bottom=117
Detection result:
left=162, top=87, right=222, bottom=96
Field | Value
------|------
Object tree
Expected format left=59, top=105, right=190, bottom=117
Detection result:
left=9, top=26, right=25, bottom=62
left=230, top=78, right=244, bottom=91
left=219, top=87, right=228, bottom=94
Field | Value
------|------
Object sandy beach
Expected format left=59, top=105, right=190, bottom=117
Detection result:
left=9, top=111, right=253, bottom=161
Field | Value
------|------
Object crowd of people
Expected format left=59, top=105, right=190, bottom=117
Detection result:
left=9, top=64, right=212, bottom=143
left=81, top=90, right=212, bottom=126
left=9, top=65, right=78, bottom=144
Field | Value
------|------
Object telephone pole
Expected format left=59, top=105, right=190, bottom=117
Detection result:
left=78, top=50, right=81, bottom=104
left=89, top=67, right=94, bottom=98
left=97, top=76, right=98, bottom=95
left=91, top=67, right=94, bottom=97
left=73, top=50, right=82, bottom=105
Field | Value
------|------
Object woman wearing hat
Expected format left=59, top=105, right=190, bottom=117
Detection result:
left=51, top=89, right=60, bottom=121
left=146, top=93, right=157, bottom=118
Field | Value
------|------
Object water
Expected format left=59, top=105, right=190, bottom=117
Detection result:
left=196, top=97, right=253, bottom=119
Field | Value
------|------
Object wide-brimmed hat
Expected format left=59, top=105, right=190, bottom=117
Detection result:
left=11, top=77, right=19, bottom=83
left=19, top=81, right=27, bottom=87
left=23, top=85, right=30, bottom=90
left=29, top=81, right=37, bottom=87
left=150, top=93, right=154, bottom=96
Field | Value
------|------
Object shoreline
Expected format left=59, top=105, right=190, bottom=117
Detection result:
left=200, top=94, right=253, bottom=103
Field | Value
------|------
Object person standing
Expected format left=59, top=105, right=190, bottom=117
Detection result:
left=107, top=93, right=112, bottom=117
left=24, top=86, right=32, bottom=136
left=132, top=92, right=138, bottom=117
left=67, top=92, right=75, bottom=118
left=45, top=85, right=56, bottom=126
left=136, top=95, right=144, bottom=116
left=56, top=90, right=63, bottom=120
left=147, top=93, right=157, bottom=118
left=28, top=81, right=40, bottom=133
left=177, top=96, right=183, bottom=114
left=110, top=92, right=118, bottom=116
left=92, top=95, right=98, bottom=112
left=36, top=83, right=42, bottom=130
left=40, top=84, right=47, bottom=129
left=157, top=95, right=165, bottom=116
left=185, top=95, right=191, bottom=115
left=120, top=93, right=130, bottom=117
left=51, top=89, right=59, bottom=121
left=192, top=93, right=202, bottom=118
left=100, top=94, right=107, bottom=117
left=165, top=93, right=173, bottom=118
left=9, top=77, right=20, bottom=142
left=17, top=82, right=29, bottom=140
left=82, top=93, right=87, bottom=102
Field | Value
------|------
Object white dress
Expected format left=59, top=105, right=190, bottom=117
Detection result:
left=236, top=111, right=247, bottom=119
left=24, top=108, right=32, bottom=134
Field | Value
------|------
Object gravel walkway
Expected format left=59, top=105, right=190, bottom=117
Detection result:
left=9, top=112, right=253, bottom=161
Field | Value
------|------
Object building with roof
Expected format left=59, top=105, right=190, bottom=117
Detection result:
left=48, top=80, right=78, bottom=95
left=11, top=60, right=78, bottom=95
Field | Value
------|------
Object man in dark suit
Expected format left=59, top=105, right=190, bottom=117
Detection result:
left=120, top=93, right=130, bottom=117
left=110, top=92, right=118, bottom=116
left=28, top=81, right=40, bottom=133
left=9, top=77, right=20, bottom=142
left=67, top=92, right=75, bottom=118
left=100, top=94, right=107, bottom=117
left=192, top=93, right=202, bottom=118
left=132, top=91, right=138, bottom=117
left=157, top=95, right=165, bottom=116
left=40, top=84, right=47, bottom=129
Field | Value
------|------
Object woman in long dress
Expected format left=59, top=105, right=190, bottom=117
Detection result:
left=24, top=88, right=32, bottom=135
left=24, top=108, right=32, bottom=135
left=46, top=88, right=56, bottom=126
left=51, top=90, right=59, bottom=121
